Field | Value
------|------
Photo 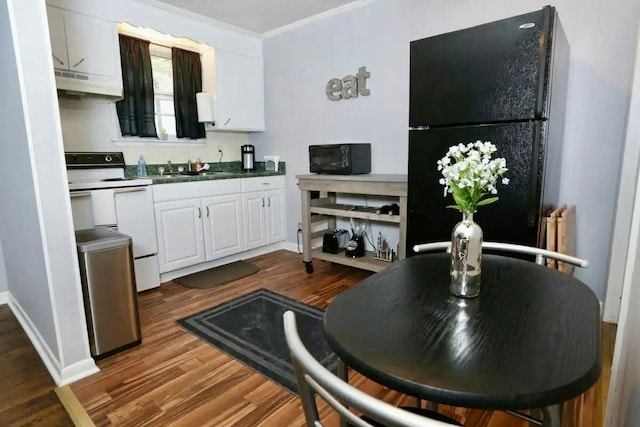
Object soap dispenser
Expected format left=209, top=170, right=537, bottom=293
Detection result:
left=137, top=154, right=147, bottom=177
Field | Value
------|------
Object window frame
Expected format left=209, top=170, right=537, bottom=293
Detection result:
left=110, top=34, right=206, bottom=146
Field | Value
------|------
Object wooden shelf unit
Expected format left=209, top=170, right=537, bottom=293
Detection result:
left=297, top=174, right=408, bottom=273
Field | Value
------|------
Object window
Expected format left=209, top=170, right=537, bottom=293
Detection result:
left=149, top=45, right=176, bottom=137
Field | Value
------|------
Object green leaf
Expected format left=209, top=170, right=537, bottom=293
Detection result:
left=446, top=204, right=463, bottom=210
left=476, top=197, right=499, bottom=206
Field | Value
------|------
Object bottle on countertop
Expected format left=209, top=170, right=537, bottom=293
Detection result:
left=137, top=154, right=147, bottom=177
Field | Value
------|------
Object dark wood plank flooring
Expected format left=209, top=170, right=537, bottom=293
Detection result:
left=2, top=249, right=611, bottom=426
left=0, top=305, right=73, bottom=426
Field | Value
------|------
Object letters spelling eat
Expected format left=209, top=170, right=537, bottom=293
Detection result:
left=326, top=66, right=371, bottom=101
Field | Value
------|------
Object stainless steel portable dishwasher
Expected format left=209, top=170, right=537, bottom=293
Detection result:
left=75, top=227, right=141, bottom=359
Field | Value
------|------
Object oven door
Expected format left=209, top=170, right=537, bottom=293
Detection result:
left=70, top=186, right=160, bottom=292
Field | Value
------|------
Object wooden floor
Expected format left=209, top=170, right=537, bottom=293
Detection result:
left=0, top=305, right=73, bottom=426
left=65, top=250, right=614, bottom=427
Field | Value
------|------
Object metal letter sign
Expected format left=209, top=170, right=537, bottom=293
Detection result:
left=326, top=66, right=370, bottom=101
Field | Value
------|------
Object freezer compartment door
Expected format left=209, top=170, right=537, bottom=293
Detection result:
left=409, top=7, right=553, bottom=126
left=407, top=123, right=545, bottom=254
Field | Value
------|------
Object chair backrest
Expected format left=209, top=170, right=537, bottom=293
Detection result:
left=283, top=311, right=460, bottom=427
left=412, top=241, right=589, bottom=269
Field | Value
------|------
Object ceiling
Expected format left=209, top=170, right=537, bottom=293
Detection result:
left=153, top=0, right=362, bottom=35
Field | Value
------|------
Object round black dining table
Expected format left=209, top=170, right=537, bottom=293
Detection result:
left=323, top=253, right=601, bottom=427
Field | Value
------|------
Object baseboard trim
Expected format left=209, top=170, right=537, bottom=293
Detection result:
left=8, top=293, right=99, bottom=386
left=0, top=291, right=7, bottom=305
left=9, top=293, right=62, bottom=382
left=59, top=358, right=100, bottom=386
left=282, top=242, right=301, bottom=254
left=160, top=242, right=290, bottom=283
left=55, top=385, right=96, bottom=427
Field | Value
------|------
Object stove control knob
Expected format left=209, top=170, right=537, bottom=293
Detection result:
left=105, top=155, right=113, bottom=162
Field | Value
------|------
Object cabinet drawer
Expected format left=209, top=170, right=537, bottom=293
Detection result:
left=241, top=176, right=285, bottom=193
left=153, top=179, right=242, bottom=202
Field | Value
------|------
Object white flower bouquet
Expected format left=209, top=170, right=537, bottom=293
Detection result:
left=437, top=141, right=509, bottom=212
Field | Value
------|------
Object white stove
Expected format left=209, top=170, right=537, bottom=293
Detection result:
left=66, top=152, right=160, bottom=293
left=66, top=152, right=152, bottom=191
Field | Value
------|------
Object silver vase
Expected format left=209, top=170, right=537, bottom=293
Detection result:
left=450, top=211, right=483, bottom=298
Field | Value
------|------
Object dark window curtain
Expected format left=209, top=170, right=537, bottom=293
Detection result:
left=172, top=48, right=205, bottom=139
left=116, top=35, right=157, bottom=137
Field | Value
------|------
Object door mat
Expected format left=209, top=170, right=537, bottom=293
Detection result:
left=177, top=289, right=337, bottom=395
left=173, top=261, right=259, bottom=289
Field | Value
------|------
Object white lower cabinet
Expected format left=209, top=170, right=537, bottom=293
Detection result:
left=265, top=189, right=286, bottom=244
left=153, top=177, right=285, bottom=274
left=203, top=194, right=244, bottom=260
left=243, top=191, right=267, bottom=250
left=243, top=188, right=286, bottom=251
left=154, top=199, right=205, bottom=273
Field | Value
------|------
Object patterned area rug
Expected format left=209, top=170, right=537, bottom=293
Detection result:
left=177, top=289, right=337, bottom=395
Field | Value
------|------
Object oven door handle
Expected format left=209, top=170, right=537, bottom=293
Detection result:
left=70, top=187, right=148, bottom=198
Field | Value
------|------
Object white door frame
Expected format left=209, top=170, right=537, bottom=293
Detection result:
left=605, top=23, right=640, bottom=426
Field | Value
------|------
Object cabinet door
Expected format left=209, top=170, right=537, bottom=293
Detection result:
left=265, top=189, right=286, bottom=244
left=242, top=191, right=267, bottom=250
left=154, top=199, right=205, bottom=273
left=215, top=50, right=265, bottom=131
left=46, top=6, right=69, bottom=70
left=115, top=187, right=158, bottom=259
left=202, top=194, right=244, bottom=261
left=63, top=10, right=118, bottom=77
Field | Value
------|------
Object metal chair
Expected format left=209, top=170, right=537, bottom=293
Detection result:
left=413, top=241, right=589, bottom=269
left=283, top=311, right=463, bottom=427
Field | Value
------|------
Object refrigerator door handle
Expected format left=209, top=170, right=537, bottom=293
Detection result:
left=527, top=124, right=543, bottom=227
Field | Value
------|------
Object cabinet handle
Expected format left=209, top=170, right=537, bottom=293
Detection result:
left=268, top=197, right=271, bottom=207
left=52, top=54, right=64, bottom=66
left=198, top=207, right=202, bottom=218
left=72, top=57, right=85, bottom=68
left=206, top=206, right=210, bottom=217
left=224, top=118, right=231, bottom=125
left=262, top=198, right=265, bottom=207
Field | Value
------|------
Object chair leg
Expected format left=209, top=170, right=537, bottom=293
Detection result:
left=291, top=357, right=320, bottom=426
left=426, top=401, right=438, bottom=411
left=542, top=404, right=562, bottom=427
left=337, top=359, right=349, bottom=427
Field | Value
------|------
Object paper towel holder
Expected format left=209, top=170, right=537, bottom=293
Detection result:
left=196, top=92, right=215, bottom=130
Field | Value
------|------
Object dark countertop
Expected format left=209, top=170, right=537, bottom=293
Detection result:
left=147, top=170, right=285, bottom=185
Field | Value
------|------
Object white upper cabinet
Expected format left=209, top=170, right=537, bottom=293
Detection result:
left=46, top=5, right=122, bottom=97
left=47, top=6, right=69, bottom=69
left=208, top=50, right=265, bottom=132
left=63, top=10, right=119, bottom=77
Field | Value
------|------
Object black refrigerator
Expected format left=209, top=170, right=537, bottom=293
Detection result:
left=407, top=6, right=570, bottom=255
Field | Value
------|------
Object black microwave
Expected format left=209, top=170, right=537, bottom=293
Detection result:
left=309, top=143, right=371, bottom=175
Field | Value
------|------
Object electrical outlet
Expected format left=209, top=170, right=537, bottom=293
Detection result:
left=298, top=222, right=303, bottom=231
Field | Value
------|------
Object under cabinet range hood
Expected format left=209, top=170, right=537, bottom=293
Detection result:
left=55, top=70, right=123, bottom=99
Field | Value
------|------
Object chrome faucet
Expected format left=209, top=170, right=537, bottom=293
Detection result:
left=187, top=159, right=193, bottom=171
left=167, top=160, right=174, bottom=173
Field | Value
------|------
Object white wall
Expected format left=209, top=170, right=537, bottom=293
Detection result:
left=0, top=240, right=7, bottom=296
left=253, top=0, right=640, bottom=300
left=605, top=24, right=640, bottom=427
left=58, top=98, right=250, bottom=165
left=0, top=0, right=59, bottom=358
left=1, top=0, right=96, bottom=385
left=50, top=0, right=263, bottom=165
